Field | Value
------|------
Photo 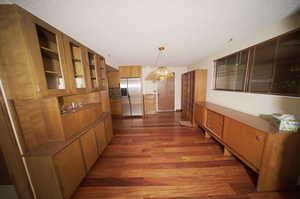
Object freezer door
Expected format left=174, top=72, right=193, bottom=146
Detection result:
left=127, top=78, right=143, bottom=116
left=120, top=79, right=131, bottom=116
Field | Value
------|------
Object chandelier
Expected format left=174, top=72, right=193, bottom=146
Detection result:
left=146, top=47, right=174, bottom=81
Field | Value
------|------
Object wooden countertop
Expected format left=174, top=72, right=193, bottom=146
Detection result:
left=24, top=112, right=110, bottom=157
left=61, top=102, right=100, bottom=115
left=197, top=102, right=279, bottom=134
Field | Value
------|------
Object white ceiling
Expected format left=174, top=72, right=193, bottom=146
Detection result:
left=3, top=0, right=300, bottom=67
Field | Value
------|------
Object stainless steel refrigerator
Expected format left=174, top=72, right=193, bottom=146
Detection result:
left=120, top=78, right=143, bottom=116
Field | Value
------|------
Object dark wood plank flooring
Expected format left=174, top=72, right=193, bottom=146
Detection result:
left=72, top=112, right=300, bottom=199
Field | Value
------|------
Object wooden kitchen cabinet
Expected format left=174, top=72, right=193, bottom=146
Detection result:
left=104, top=115, right=114, bottom=143
left=223, top=117, right=266, bottom=169
left=86, top=50, right=101, bottom=91
left=119, top=65, right=142, bottom=78
left=99, top=58, right=108, bottom=90
left=108, top=71, right=120, bottom=88
left=206, top=110, right=223, bottom=138
left=143, top=94, right=156, bottom=114
left=194, top=103, right=206, bottom=126
left=63, top=34, right=89, bottom=94
left=0, top=5, right=71, bottom=100
left=181, top=70, right=207, bottom=124
left=80, top=129, right=99, bottom=171
left=53, top=140, right=86, bottom=199
left=94, top=121, right=108, bottom=154
left=110, top=98, right=122, bottom=116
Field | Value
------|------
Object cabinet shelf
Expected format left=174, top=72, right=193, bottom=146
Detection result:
left=45, top=70, right=62, bottom=76
left=72, top=58, right=81, bottom=62
left=75, top=74, right=84, bottom=77
left=41, top=46, right=59, bottom=57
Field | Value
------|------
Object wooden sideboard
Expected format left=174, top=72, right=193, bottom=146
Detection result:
left=194, top=102, right=300, bottom=192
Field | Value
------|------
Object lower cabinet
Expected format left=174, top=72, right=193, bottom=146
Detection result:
left=94, top=121, right=107, bottom=154
left=25, top=113, right=113, bottom=199
left=206, top=110, right=223, bottom=138
left=79, top=129, right=99, bottom=171
left=26, top=140, right=86, bottom=199
left=194, top=103, right=206, bottom=126
left=104, top=115, right=114, bottom=143
left=223, top=117, right=266, bottom=170
left=54, top=140, right=86, bottom=199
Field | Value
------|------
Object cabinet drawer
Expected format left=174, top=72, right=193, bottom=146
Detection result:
left=94, top=121, right=107, bottom=154
left=80, top=129, right=99, bottom=171
left=53, top=140, right=85, bottom=199
left=206, top=110, right=223, bottom=137
left=223, top=117, right=266, bottom=169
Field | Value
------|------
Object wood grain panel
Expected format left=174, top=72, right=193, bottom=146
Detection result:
left=143, top=94, right=156, bottom=114
left=13, top=99, right=48, bottom=151
left=41, top=97, right=64, bottom=141
left=107, top=71, right=120, bottom=88
left=110, top=98, right=122, bottom=115
left=94, top=121, right=107, bottom=154
left=223, top=117, right=266, bottom=170
left=54, top=140, right=86, bottom=199
left=206, top=110, right=224, bottom=138
left=104, top=115, right=114, bottom=143
left=80, top=129, right=99, bottom=171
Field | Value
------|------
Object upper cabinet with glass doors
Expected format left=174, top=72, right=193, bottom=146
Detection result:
left=32, top=16, right=71, bottom=96
left=36, top=25, right=66, bottom=91
left=63, top=35, right=88, bottom=94
left=87, top=50, right=100, bottom=91
left=0, top=5, right=71, bottom=100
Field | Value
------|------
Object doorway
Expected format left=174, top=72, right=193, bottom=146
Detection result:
left=157, top=73, right=175, bottom=111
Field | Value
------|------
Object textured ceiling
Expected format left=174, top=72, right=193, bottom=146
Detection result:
left=3, top=0, right=300, bottom=67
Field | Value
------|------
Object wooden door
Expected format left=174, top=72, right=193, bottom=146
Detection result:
left=157, top=74, right=175, bottom=111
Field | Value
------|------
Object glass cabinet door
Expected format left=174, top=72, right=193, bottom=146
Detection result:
left=99, top=58, right=107, bottom=90
left=70, top=43, right=86, bottom=89
left=36, top=25, right=65, bottom=90
left=272, top=30, right=300, bottom=96
left=249, top=40, right=277, bottom=93
left=88, top=52, right=99, bottom=89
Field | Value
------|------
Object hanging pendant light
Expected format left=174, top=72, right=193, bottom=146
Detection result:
left=146, top=47, right=173, bottom=81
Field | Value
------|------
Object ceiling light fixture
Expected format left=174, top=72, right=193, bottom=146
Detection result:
left=146, top=46, right=174, bottom=81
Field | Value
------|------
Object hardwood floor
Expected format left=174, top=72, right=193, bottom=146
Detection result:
left=72, top=112, right=300, bottom=199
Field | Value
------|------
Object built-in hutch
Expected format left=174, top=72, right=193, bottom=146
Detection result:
left=0, top=4, right=112, bottom=199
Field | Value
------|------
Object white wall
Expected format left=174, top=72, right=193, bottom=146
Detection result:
left=142, top=66, right=187, bottom=110
left=188, top=12, right=300, bottom=120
